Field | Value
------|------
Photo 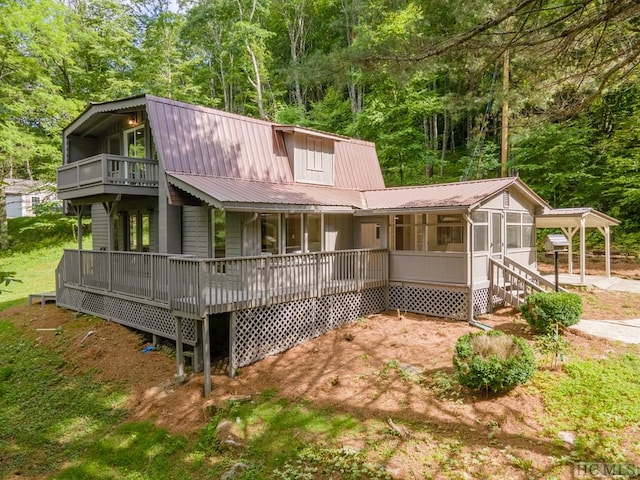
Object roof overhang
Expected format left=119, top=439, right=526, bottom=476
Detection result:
left=166, top=172, right=364, bottom=213
left=536, top=208, right=620, bottom=229
left=63, top=95, right=148, bottom=138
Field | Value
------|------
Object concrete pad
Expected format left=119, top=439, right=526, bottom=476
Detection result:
left=544, top=274, right=640, bottom=293
left=571, top=319, right=640, bottom=344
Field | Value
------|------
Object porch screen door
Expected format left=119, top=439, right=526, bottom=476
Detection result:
left=491, top=212, right=503, bottom=259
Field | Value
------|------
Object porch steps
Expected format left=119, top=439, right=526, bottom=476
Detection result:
left=28, top=292, right=57, bottom=306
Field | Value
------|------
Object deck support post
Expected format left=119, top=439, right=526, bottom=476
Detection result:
left=152, top=334, right=159, bottom=346
left=192, top=322, right=204, bottom=373
left=604, top=225, right=611, bottom=277
left=229, top=312, right=237, bottom=378
left=175, top=316, right=185, bottom=378
left=203, top=315, right=211, bottom=396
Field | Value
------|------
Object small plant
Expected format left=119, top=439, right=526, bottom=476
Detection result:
left=520, top=292, right=583, bottom=334
left=535, top=329, right=570, bottom=368
left=453, top=330, right=536, bottom=394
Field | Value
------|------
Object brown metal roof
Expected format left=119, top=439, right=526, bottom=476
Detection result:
left=145, top=96, right=385, bottom=190
left=536, top=208, right=620, bottom=228
left=363, top=177, right=528, bottom=211
left=167, top=172, right=366, bottom=211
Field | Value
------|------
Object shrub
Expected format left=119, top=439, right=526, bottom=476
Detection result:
left=453, top=330, right=536, bottom=394
left=520, top=292, right=583, bottom=334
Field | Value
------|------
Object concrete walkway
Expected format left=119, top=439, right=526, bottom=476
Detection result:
left=562, top=274, right=640, bottom=344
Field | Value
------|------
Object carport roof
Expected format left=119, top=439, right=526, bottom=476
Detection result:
left=536, top=208, right=620, bottom=228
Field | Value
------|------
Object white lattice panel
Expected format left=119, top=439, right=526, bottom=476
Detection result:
left=57, top=286, right=196, bottom=344
left=472, top=288, right=490, bottom=316
left=232, top=287, right=386, bottom=369
left=388, top=283, right=468, bottom=320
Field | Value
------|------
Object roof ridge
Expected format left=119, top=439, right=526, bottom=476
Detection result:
left=365, top=176, right=517, bottom=192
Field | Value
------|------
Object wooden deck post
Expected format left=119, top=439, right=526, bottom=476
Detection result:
left=175, top=316, right=185, bottom=377
left=604, top=225, right=611, bottom=277
left=229, top=312, right=237, bottom=378
left=203, top=315, right=211, bottom=396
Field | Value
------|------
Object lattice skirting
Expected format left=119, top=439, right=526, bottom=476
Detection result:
left=472, top=287, right=491, bottom=316
left=231, top=287, right=386, bottom=369
left=58, top=285, right=197, bottom=345
left=388, top=282, right=468, bottom=320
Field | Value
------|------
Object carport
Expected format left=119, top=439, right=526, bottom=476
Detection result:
left=536, top=208, right=620, bottom=285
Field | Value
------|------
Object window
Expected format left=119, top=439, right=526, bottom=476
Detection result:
left=436, top=214, right=463, bottom=247
left=124, top=125, right=146, bottom=158
left=261, top=213, right=280, bottom=254
left=472, top=211, right=489, bottom=251
left=307, top=214, right=322, bottom=252
left=506, top=212, right=535, bottom=249
left=285, top=213, right=302, bottom=253
left=212, top=209, right=226, bottom=258
left=126, top=211, right=151, bottom=252
left=390, top=214, right=425, bottom=251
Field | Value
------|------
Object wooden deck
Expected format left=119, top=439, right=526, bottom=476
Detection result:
left=58, top=248, right=389, bottom=318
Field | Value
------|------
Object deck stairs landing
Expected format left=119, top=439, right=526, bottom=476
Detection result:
left=489, top=257, right=567, bottom=311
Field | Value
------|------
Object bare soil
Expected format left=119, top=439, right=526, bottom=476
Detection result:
left=4, top=275, right=640, bottom=479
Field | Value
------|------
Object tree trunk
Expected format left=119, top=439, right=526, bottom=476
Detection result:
left=441, top=112, right=448, bottom=177
left=246, top=42, right=265, bottom=118
left=0, top=168, right=8, bottom=250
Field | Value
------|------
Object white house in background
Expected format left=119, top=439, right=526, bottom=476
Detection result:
left=5, top=179, right=57, bottom=218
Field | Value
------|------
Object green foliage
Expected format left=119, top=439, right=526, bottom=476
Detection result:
left=453, top=330, right=536, bottom=393
left=537, top=353, right=640, bottom=462
left=535, top=332, right=570, bottom=369
left=520, top=292, right=583, bottom=334
left=273, top=447, right=391, bottom=480
left=5, top=214, right=88, bottom=254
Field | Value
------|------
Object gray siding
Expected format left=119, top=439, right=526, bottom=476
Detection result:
left=182, top=205, right=209, bottom=257
left=91, top=204, right=109, bottom=250
left=324, top=214, right=353, bottom=251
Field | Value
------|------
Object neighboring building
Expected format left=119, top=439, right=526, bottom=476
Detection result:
left=5, top=179, right=57, bottom=218
left=55, top=95, right=618, bottom=394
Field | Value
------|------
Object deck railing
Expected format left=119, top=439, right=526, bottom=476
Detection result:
left=489, top=257, right=567, bottom=309
left=57, top=154, right=159, bottom=191
left=169, top=248, right=389, bottom=318
left=59, top=248, right=389, bottom=318
left=61, top=250, right=172, bottom=304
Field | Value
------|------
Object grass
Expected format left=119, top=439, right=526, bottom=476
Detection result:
left=0, top=214, right=90, bottom=309
left=0, top=319, right=374, bottom=479
left=533, top=352, right=640, bottom=463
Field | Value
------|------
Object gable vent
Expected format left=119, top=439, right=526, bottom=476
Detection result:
left=503, top=191, right=510, bottom=209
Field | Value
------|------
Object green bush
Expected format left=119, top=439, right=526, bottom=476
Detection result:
left=520, top=292, right=583, bottom=334
left=453, top=330, right=536, bottom=394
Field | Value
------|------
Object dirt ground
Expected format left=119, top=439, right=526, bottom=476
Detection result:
left=538, top=254, right=640, bottom=279
left=4, top=282, right=640, bottom=479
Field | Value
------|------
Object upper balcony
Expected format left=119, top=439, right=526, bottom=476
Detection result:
left=57, top=154, right=159, bottom=200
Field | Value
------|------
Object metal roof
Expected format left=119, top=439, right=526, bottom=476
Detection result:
left=167, top=173, right=366, bottom=211
left=536, top=207, right=620, bottom=228
left=4, top=178, right=54, bottom=195
left=145, top=96, right=385, bottom=190
left=362, top=177, right=547, bottom=211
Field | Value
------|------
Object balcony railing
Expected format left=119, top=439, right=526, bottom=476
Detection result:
left=57, top=154, right=159, bottom=191
left=58, top=248, right=389, bottom=318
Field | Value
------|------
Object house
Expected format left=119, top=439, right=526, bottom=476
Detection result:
left=55, top=95, right=618, bottom=394
left=5, top=178, right=57, bottom=217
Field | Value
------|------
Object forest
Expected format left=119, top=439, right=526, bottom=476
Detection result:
left=2, top=0, right=640, bottom=249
